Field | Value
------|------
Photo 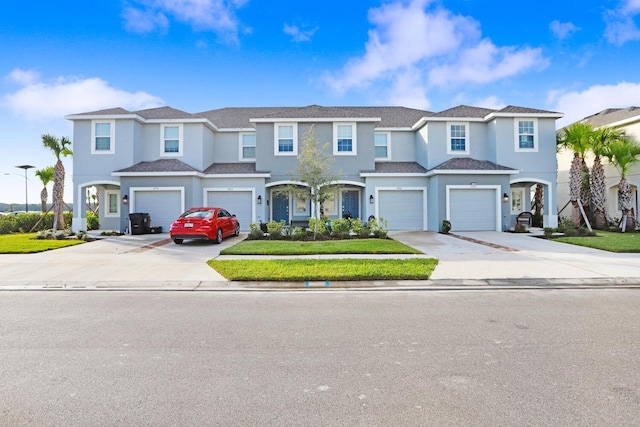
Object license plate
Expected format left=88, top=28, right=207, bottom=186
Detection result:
left=185, top=223, right=193, bottom=228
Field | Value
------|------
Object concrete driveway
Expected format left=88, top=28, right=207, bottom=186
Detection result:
left=0, top=230, right=639, bottom=289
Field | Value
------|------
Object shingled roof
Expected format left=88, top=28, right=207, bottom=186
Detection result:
left=203, top=163, right=269, bottom=174
left=362, top=162, right=428, bottom=174
left=114, top=159, right=199, bottom=173
left=431, top=158, right=516, bottom=172
left=578, top=106, right=640, bottom=128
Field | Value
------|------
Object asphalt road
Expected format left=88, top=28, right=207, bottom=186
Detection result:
left=1, top=289, right=639, bottom=426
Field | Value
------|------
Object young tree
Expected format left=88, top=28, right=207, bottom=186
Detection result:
left=42, top=134, right=72, bottom=231
left=604, top=136, right=640, bottom=231
left=557, top=122, right=593, bottom=226
left=281, top=126, right=342, bottom=238
left=34, top=166, right=54, bottom=213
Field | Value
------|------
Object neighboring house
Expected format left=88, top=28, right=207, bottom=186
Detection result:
left=66, top=104, right=562, bottom=234
left=557, top=107, right=640, bottom=222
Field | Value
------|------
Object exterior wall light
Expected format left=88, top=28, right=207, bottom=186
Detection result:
left=257, top=195, right=262, bottom=204
left=369, top=194, right=374, bottom=204
left=503, top=193, right=509, bottom=202
left=122, top=195, right=129, bottom=204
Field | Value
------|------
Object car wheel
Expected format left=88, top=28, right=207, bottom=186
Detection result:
left=173, top=239, right=183, bottom=244
left=215, top=228, right=223, bottom=244
left=234, top=224, right=240, bottom=236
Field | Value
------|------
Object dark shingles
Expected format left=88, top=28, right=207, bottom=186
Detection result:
left=203, top=163, right=268, bottom=174
left=68, top=107, right=132, bottom=116
left=578, top=106, right=640, bottom=128
left=115, top=159, right=199, bottom=173
left=431, top=158, right=516, bottom=171
left=431, top=105, right=496, bottom=118
left=499, top=105, right=562, bottom=115
left=134, top=106, right=201, bottom=120
left=197, top=107, right=291, bottom=129
left=361, top=162, right=428, bottom=173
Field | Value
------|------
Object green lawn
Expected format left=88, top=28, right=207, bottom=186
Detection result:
left=554, top=230, right=640, bottom=252
left=0, top=233, right=85, bottom=254
left=208, top=258, right=438, bottom=281
left=220, top=238, right=422, bottom=255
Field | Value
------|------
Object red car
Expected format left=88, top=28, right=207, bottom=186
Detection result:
left=169, top=207, right=240, bottom=244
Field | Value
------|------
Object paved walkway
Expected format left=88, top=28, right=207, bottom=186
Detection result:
left=0, top=230, right=639, bottom=290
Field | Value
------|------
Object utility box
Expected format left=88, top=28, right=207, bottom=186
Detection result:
left=129, top=213, right=150, bottom=235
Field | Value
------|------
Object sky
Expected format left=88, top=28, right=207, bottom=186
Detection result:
left=3, top=0, right=640, bottom=205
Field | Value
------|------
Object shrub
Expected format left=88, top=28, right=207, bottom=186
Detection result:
left=370, top=217, right=388, bottom=238
left=558, top=217, right=576, bottom=233
left=247, top=222, right=264, bottom=240
left=441, top=220, right=451, bottom=234
left=563, top=227, right=578, bottom=237
left=86, top=211, right=99, bottom=230
left=543, top=227, right=554, bottom=238
left=0, top=215, right=17, bottom=234
left=331, top=218, right=352, bottom=238
left=514, top=223, right=528, bottom=233
left=266, top=220, right=285, bottom=239
left=308, top=218, right=328, bottom=236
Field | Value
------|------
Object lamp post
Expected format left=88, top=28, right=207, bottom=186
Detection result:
left=15, top=165, right=35, bottom=212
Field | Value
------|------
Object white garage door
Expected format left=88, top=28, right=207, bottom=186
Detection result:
left=134, top=190, right=183, bottom=231
left=449, top=189, right=497, bottom=231
left=207, top=191, right=252, bottom=231
left=378, top=190, right=424, bottom=230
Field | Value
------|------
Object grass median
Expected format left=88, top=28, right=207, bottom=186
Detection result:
left=553, top=230, right=639, bottom=252
left=0, top=233, right=84, bottom=254
left=208, top=258, right=438, bottom=281
left=220, top=238, right=422, bottom=255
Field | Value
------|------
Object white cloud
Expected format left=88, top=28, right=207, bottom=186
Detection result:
left=3, top=69, right=164, bottom=120
left=550, top=20, right=579, bottom=40
left=604, top=1, right=640, bottom=45
left=548, top=81, right=640, bottom=127
left=324, top=0, right=548, bottom=103
left=283, top=24, right=317, bottom=42
left=123, top=0, right=248, bottom=41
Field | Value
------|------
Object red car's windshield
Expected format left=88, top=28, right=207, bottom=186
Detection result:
left=180, top=210, right=213, bottom=219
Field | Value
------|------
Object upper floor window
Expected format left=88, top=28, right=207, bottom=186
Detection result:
left=447, top=122, right=469, bottom=154
left=515, top=119, right=538, bottom=152
left=240, top=133, right=256, bottom=160
left=105, top=190, right=120, bottom=217
left=275, top=123, right=297, bottom=155
left=334, top=123, right=357, bottom=155
left=91, top=120, right=114, bottom=154
left=161, top=124, right=183, bottom=156
left=375, top=132, right=390, bottom=159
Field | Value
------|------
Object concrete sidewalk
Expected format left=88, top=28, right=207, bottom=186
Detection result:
left=0, top=230, right=639, bottom=290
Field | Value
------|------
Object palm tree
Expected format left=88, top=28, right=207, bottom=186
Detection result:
left=603, top=137, right=640, bottom=231
left=590, top=127, right=625, bottom=229
left=34, top=166, right=54, bottom=213
left=42, top=134, right=73, bottom=231
left=557, top=122, right=593, bottom=226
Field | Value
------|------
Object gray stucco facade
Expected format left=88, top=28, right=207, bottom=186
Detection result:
left=66, top=104, right=562, bottom=234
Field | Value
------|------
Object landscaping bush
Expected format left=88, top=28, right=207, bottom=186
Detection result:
left=248, top=222, right=265, bottom=240
left=86, top=211, right=99, bottom=230
left=0, top=215, right=17, bottom=234
left=308, top=218, right=329, bottom=236
left=543, top=227, right=554, bottom=238
left=369, top=217, right=388, bottom=238
left=514, top=223, right=528, bottom=233
left=266, top=220, right=286, bottom=239
left=0, top=212, right=73, bottom=234
left=330, top=218, right=352, bottom=238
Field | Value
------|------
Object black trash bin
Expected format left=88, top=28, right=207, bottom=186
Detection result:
left=129, top=213, right=150, bottom=235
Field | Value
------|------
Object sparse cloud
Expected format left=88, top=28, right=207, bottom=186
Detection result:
left=3, top=68, right=164, bottom=120
left=550, top=20, right=579, bottom=40
left=122, top=0, right=249, bottom=42
left=283, top=23, right=318, bottom=42
left=324, top=0, right=549, bottom=105
left=604, top=0, right=640, bottom=45
left=548, top=81, right=640, bottom=127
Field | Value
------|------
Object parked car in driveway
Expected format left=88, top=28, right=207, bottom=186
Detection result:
left=169, top=207, right=240, bottom=244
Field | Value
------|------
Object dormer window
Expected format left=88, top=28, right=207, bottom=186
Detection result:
left=447, top=122, right=469, bottom=155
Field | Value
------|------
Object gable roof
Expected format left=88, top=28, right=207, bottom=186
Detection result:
left=430, top=158, right=516, bottom=172
left=113, top=159, right=199, bottom=174
left=203, top=163, right=269, bottom=174
left=361, top=162, right=428, bottom=174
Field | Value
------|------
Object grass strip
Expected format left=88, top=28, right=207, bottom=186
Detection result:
left=0, top=233, right=84, bottom=254
left=554, top=230, right=640, bottom=252
left=220, top=238, right=422, bottom=255
left=208, top=258, right=438, bottom=281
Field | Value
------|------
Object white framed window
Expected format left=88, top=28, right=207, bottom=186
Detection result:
left=161, top=124, right=183, bottom=156
left=91, top=120, right=115, bottom=154
left=294, top=197, right=308, bottom=215
left=321, top=193, right=338, bottom=216
left=274, top=123, right=298, bottom=155
left=333, top=123, right=357, bottom=155
left=511, top=188, right=524, bottom=214
left=447, top=122, right=469, bottom=154
left=515, top=118, right=538, bottom=152
left=105, top=190, right=120, bottom=217
left=240, top=133, right=256, bottom=161
left=375, top=132, right=390, bottom=159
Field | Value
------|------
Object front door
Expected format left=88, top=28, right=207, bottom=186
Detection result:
left=272, top=193, right=289, bottom=225
left=341, top=190, right=359, bottom=219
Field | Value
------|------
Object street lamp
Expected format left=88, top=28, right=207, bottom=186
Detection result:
left=15, top=165, right=35, bottom=212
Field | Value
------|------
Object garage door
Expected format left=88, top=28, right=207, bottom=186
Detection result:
left=449, top=189, right=497, bottom=231
left=207, top=191, right=252, bottom=231
left=134, top=190, right=183, bottom=231
left=378, top=190, right=424, bottom=230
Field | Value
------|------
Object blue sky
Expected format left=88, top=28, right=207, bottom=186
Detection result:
left=3, top=0, right=640, bottom=204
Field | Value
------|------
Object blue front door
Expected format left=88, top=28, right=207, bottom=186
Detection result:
left=341, top=190, right=359, bottom=219
left=272, top=193, right=289, bottom=225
